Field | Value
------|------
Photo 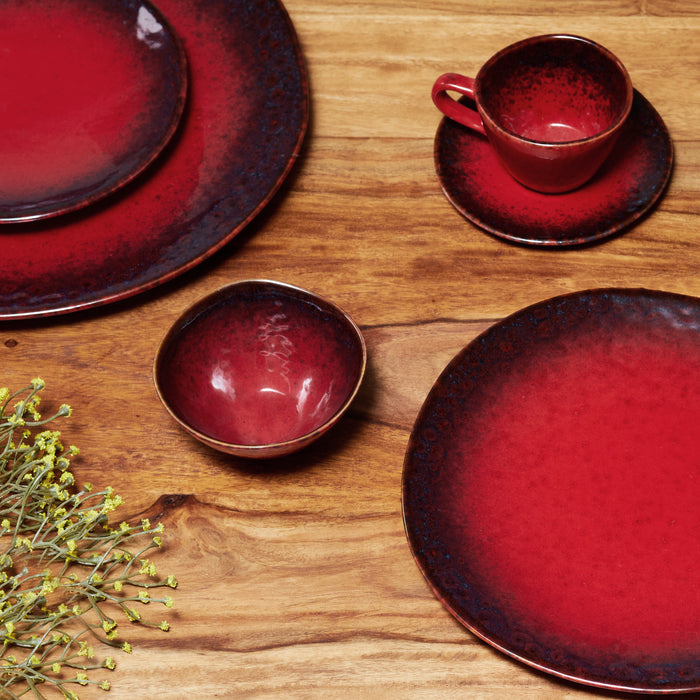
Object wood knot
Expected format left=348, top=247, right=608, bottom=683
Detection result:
left=160, top=493, right=190, bottom=509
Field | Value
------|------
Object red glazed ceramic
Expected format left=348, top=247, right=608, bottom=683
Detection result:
left=432, top=35, right=633, bottom=193
left=153, top=281, right=367, bottom=459
left=0, top=0, right=308, bottom=320
left=435, top=90, right=673, bottom=246
left=0, top=0, right=187, bottom=223
left=403, top=288, right=700, bottom=693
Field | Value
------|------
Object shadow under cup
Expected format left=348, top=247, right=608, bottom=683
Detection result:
left=439, top=35, right=634, bottom=193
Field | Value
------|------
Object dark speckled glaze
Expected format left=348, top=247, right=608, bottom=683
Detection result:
left=0, top=0, right=187, bottom=223
left=432, top=35, right=633, bottom=193
left=402, top=288, right=700, bottom=693
left=0, top=0, right=308, bottom=319
left=154, top=280, right=367, bottom=459
left=435, top=90, right=672, bottom=246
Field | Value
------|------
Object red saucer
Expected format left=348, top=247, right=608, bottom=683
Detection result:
left=434, top=90, right=673, bottom=246
left=0, top=0, right=187, bottom=223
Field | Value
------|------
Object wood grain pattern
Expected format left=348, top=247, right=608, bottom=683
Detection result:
left=3, top=0, right=699, bottom=697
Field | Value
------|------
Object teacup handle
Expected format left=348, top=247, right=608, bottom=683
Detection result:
left=431, top=73, right=486, bottom=135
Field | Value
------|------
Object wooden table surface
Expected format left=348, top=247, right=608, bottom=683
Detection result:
left=3, top=0, right=699, bottom=697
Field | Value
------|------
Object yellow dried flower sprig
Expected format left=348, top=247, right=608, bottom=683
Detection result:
left=0, top=381, right=177, bottom=699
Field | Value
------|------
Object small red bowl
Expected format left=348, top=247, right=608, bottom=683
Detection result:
left=153, top=280, right=366, bottom=458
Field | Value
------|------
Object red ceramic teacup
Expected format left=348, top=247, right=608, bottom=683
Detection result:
left=432, top=35, right=633, bottom=193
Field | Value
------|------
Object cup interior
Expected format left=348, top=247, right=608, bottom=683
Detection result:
left=478, top=36, right=631, bottom=144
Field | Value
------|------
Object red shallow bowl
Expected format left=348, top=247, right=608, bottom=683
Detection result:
left=153, top=281, right=367, bottom=458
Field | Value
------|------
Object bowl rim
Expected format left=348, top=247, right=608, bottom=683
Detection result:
left=152, top=278, right=367, bottom=454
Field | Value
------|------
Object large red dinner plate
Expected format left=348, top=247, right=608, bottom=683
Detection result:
left=403, top=288, right=700, bottom=693
left=0, top=0, right=187, bottom=223
left=0, top=0, right=308, bottom=319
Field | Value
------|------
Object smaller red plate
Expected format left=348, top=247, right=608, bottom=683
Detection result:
left=435, top=91, right=672, bottom=246
left=0, top=0, right=187, bottom=223
left=403, top=288, right=700, bottom=693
